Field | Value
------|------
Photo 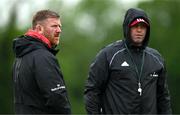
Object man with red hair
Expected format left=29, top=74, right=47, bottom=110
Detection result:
left=12, top=10, right=71, bottom=114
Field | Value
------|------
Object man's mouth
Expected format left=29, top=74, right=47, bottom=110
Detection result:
left=135, top=34, right=143, bottom=38
left=54, top=34, right=59, bottom=37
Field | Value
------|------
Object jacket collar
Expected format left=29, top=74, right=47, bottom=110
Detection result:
left=25, top=29, right=52, bottom=48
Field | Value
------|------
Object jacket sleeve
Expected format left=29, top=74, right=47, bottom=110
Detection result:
left=84, top=50, right=109, bottom=114
left=157, top=62, right=172, bottom=114
left=34, top=50, right=71, bottom=114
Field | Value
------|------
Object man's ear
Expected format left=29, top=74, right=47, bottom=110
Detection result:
left=35, top=24, right=43, bottom=34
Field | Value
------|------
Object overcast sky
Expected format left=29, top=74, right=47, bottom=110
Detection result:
left=0, top=0, right=150, bottom=28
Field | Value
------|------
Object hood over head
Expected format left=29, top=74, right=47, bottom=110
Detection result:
left=123, top=8, right=150, bottom=49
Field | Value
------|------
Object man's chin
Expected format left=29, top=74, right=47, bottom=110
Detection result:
left=54, top=38, right=59, bottom=44
left=55, top=41, right=59, bottom=45
left=132, top=40, right=143, bottom=46
left=51, top=41, right=59, bottom=47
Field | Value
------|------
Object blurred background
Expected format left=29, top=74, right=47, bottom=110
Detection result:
left=0, top=0, right=180, bottom=114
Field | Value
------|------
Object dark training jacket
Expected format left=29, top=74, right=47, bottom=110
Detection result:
left=12, top=35, right=71, bottom=114
left=84, top=8, right=172, bottom=114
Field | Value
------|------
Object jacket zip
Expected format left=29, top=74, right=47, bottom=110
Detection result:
left=124, top=43, right=145, bottom=96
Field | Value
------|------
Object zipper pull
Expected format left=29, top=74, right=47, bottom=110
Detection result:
left=138, top=82, right=142, bottom=96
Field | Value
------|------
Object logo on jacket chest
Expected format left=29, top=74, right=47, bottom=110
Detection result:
left=121, top=61, right=129, bottom=67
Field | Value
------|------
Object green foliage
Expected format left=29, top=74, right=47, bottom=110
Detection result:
left=0, top=0, right=180, bottom=114
left=0, top=6, right=24, bottom=113
left=139, top=1, right=180, bottom=113
left=57, top=0, right=123, bottom=113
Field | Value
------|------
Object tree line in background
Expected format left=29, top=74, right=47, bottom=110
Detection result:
left=0, top=0, right=180, bottom=113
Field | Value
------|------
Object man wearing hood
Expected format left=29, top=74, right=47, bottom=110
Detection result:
left=12, top=10, right=71, bottom=114
left=84, top=8, right=172, bottom=114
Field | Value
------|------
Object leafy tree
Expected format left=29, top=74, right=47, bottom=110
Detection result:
left=138, top=0, right=180, bottom=113
left=0, top=3, right=23, bottom=113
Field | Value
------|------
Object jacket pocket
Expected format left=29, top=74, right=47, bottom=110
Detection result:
left=110, top=66, right=134, bottom=81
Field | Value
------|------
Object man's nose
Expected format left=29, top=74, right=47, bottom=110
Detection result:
left=137, top=26, right=143, bottom=31
left=56, top=26, right=62, bottom=33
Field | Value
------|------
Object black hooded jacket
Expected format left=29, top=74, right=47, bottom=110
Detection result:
left=12, top=35, right=71, bottom=114
left=84, top=8, right=172, bottom=114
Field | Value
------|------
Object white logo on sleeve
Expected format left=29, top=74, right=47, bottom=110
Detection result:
left=150, top=72, right=159, bottom=77
left=121, top=61, right=129, bottom=66
left=51, top=84, right=65, bottom=92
